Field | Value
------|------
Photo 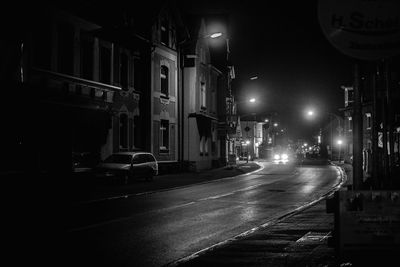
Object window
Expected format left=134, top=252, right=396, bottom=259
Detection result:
left=348, top=117, right=353, bottom=132
left=134, top=154, right=147, bottom=164
left=161, top=18, right=169, bottom=46
left=201, top=81, right=206, bottom=109
left=80, top=34, right=93, bottom=80
left=160, top=65, right=169, bottom=97
left=120, top=53, right=129, bottom=89
left=200, top=136, right=204, bottom=155
left=33, top=24, right=52, bottom=70
left=160, top=120, right=169, bottom=151
left=120, top=114, right=128, bottom=149
left=366, top=113, right=372, bottom=130
left=133, top=116, right=140, bottom=149
left=145, top=154, right=156, bottom=162
left=57, top=23, right=74, bottom=75
left=100, top=45, right=111, bottom=84
left=134, top=57, right=142, bottom=91
left=345, top=87, right=354, bottom=107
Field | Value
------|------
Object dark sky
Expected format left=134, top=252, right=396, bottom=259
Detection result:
left=177, top=0, right=356, bottom=143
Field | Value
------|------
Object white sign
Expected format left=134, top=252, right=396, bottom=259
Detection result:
left=318, top=0, right=400, bottom=61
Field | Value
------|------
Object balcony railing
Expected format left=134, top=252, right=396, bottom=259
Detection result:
left=31, top=68, right=121, bottom=104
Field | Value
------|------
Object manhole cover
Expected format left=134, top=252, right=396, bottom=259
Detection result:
left=296, top=231, right=331, bottom=243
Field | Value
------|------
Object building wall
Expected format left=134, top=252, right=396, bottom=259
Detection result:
left=181, top=19, right=220, bottom=171
left=151, top=45, right=179, bottom=161
left=23, top=7, right=150, bottom=172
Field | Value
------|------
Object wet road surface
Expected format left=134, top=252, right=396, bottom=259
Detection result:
left=65, top=161, right=342, bottom=266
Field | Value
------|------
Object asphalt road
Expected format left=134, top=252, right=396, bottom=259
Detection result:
left=65, top=161, right=341, bottom=267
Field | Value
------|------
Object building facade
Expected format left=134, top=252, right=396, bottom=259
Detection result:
left=181, top=18, right=221, bottom=171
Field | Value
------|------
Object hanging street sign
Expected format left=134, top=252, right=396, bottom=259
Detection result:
left=318, top=0, right=400, bottom=61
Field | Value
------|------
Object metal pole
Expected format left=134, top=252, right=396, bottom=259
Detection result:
left=385, top=59, right=394, bottom=188
left=379, top=59, right=389, bottom=188
left=353, top=62, right=363, bottom=190
left=372, top=62, right=379, bottom=189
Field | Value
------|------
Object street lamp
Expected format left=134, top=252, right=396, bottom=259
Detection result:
left=209, top=32, right=223, bottom=39
left=305, top=108, right=343, bottom=161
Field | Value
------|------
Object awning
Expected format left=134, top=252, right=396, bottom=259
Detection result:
left=189, top=112, right=217, bottom=138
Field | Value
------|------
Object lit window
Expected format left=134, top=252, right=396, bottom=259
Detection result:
left=348, top=117, right=353, bottom=132
left=366, top=113, right=372, bottom=129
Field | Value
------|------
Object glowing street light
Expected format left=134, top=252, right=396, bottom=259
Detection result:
left=209, top=32, right=223, bottom=39
left=304, top=107, right=343, bottom=161
left=249, top=98, right=256, bottom=103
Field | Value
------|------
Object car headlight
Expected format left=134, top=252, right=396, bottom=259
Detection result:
left=281, top=154, right=289, bottom=160
left=274, top=154, right=280, bottom=160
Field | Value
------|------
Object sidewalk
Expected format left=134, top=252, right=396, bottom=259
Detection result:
left=175, top=200, right=336, bottom=267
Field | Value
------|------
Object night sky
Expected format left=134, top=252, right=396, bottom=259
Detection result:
left=178, top=0, right=356, bottom=143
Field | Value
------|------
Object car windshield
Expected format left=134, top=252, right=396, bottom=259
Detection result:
left=104, top=154, right=132, bottom=164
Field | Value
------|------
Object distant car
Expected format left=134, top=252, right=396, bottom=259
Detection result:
left=94, top=152, right=158, bottom=183
left=272, top=150, right=293, bottom=164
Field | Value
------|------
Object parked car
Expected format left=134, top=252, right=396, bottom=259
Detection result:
left=94, top=152, right=158, bottom=183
